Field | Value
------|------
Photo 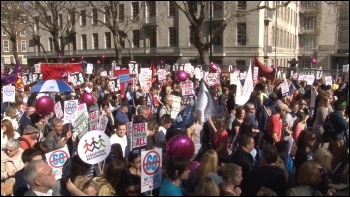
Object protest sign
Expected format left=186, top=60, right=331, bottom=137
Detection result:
left=181, top=82, right=194, bottom=96
left=99, top=114, right=108, bottom=131
left=89, top=111, right=99, bottom=130
left=69, top=72, right=85, bottom=89
left=253, top=67, right=259, bottom=83
left=133, top=123, right=147, bottom=149
left=108, top=78, right=119, bottom=93
left=171, top=96, right=181, bottom=119
left=77, top=130, right=111, bottom=165
left=54, top=102, right=64, bottom=119
left=3, top=85, right=15, bottom=103
left=45, top=146, right=70, bottom=180
left=230, top=71, right=240, bottom=85
left=141, top=148, right=162, bottom=193
left=157, top=69, right=166, bottom=82
left=305, top=75, right=315, bottom=85
left=63, top=100, right=79, bottom=124
left=86, top=63, right=93, bottom=74
left=325, top=76, right=332, bottom=86
left=72, top=112, right=89, bottom=139
left=280, top=82, right=289, bottom=96
left=34, top=64, right=41, bottom=73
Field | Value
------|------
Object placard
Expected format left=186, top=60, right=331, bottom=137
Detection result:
left=253, top=67, right=259, bottom=83
left=316, top=67, right=323, bottom=80
left=100, top=71, right=107, bottom=76
left=72, top=112, right=89, bottom=138
left=230, top=71, right=239, bottom=85
left=157, top=69, right=166, bottom=82
left=141, top=148, right=162, bottom=193
left=54, top=102, right=64, bottom=119
left=86, top=63, right=93, bottom=74
left=3, top=85, right=15, bottom=103
left=170, top=96, right=181, bottom=119
left=280, top=81, right=289, bottom=95
left=240, top=71, right=247, bottom=81
left=181, top=82, right=194, bottom=96
left=128, top=63, right=139, bottom=76
left=305, top=75, right=315, bottom=85
left=99, top=114, right=108, bottom=131
left=77, top=130, right=111, bottom=165
left=132, top=123, right=147, bottom=149
left=108, top=78, right=119, bottom=93
left=89, top=111, right=99, bottom=130
left=184, top=63, right=194, bottom=74
left=325, top=76, right=332, bottom=86
left=63, top=100, right=79, bottom=124
left=194, top=67, right=203, bottom=79
left=45, top=146, right=70, bottom=180
left=34, top=64, right=41, bottom=73
left=69, top=72, right=85, bottom=89
left=343, top=64, right=349, bottom=72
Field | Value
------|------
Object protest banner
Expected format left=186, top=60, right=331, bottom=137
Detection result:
left=3, top=85, right=15, bottom=103
left=69, top=72, right=85, bottom=89
left=45, top=146, right=70, bottom=180
left=77, top=130, right=111, bottom=165
left=171, top=96, right=181, bottom=119
left=72, top=112, right=89, bottom=138
left=63, top=100, right=79, bottom=124
left=89, top=111, right=99, bottom=130
left=181, top=82, right=194, bottom=96
left=280, top=81, right=289, bottom=96
left=141, top=148, right=162, bottom=193
left=133, top=123, right=147, bottom=149
left=41, top=63, right=82, bottom=80
left=325, top=76, right=332, bottom=86
left=54, top=102, right=64, bottom=119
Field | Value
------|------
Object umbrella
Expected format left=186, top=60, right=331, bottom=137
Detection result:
left=31, top=79, right=74, bottom=93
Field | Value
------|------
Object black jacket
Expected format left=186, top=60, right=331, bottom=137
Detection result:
left=229, top=147, right=255, bottom=180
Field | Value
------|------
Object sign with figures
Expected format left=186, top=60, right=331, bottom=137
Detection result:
left=45, top=147, right=70, bottom=180
left=73, top=112, right=89, bottom=139
left=141, top=148, right=162, bottom=193
left=77, top=130, right=111, bottom=165
left=69, top=72, right=85, bottom=89
left=181, top=82, right=194, bottom=96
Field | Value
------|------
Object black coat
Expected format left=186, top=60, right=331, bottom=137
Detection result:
left=229, top=147, right=255, bottom=180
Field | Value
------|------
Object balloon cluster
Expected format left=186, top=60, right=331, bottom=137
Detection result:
left=166, top=134, right=195, bottom=160
left=35, top=96, right=54, bottom=116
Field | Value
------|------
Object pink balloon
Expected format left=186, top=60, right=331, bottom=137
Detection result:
left=210, top=63, right=218, bottom=73
left=188, top=161, right=200, bottom=172
left=311, top=58, right=317, bottom=64
left=35, top=96, right=55, bottom=116
left=166, top=134, right=195, bottom=160
left=176, top=70, right=188, bottom=82
left=80, top=92, right=94, bottom=107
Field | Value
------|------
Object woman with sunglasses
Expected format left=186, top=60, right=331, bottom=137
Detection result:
left=128, top=151, right=141, bottom=177
left=295, top=130, right=317, bottom=180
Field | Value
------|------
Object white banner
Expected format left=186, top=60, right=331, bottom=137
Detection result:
left=171, top=96, right=181, bottom=119
left=2, top=85, right=15, bottom=103
left=325, top=76, right=332, bottom=86
left=45, top=146, right=70, bottom=180
left=63, top=100, right=79, bottom=124
left=86, top=63, right=93, bottom=74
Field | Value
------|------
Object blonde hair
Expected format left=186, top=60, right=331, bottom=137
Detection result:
left=313, top=148, right=333, bottom=172
left=193, top=176, right=220, bottom=196
left=298, top=161, right=321, bottom=187
left=5, top=106, right=18, bottom=119
left=194, top=150, right=218, bottom=186
left=221, top=163, right=242, bottom=182
left=74, top=176, right=98, bottom=194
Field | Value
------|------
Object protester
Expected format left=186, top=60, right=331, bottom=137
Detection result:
left=193, top=176, right=220, bottom=196
left=44, top=118, right=71, bottom=152
left=19, top=125, right=40, bottom=150
left=1, top=119, right=20, bottom=150
left=219, top=163, right=243, bottom=196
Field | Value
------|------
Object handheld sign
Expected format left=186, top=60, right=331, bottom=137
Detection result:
left=280, top=82, right=289, bottom=96
left=99, top=114, right=109, bottom=131
left=72, top=112, right=89, bottom=139
left=181, top=82, right=194, bottom=97
left=54, top=102, right=64, bottom=119
left=132, top=123, right=147, bottom=149
left=77, top=130, right=111, bottom=165
left=45, top=147, right=70, bottom=180
left=325, top=76, right=332, bottom=86
left=3, top=85, right=15, bottom=103
left=171, top=96, right=181, bottom=119
left=141, top=148, right=162, bottom=193
left=63, top=100, right=78, bottom=124
left=89, top=111, right=99, bottom=130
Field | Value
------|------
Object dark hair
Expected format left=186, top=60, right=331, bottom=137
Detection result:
left=128, top=151, right=141, bottom=164
left=33, top=141, right=49, bottom=155
left=111, top=143, right=124, bottom=161
left=238, top=133, right=253, bottom=147
left=136, top=96, right=146, bottom=106
left=274, top=140, right=289, bottom=154
left=166, top=156, right=190, bottom=180
left=116, top=121, right=127, bottom=128
left=262, top=144, right=278, bottom=164
left=21, top=148, right=44, bottom=163
left=235, top=106, right=246, bottom=119
left=61, top=123, right=73, bottom=138
left=99, top=159, right=128, bottom=195
left=296, top=130, right=314, bottom=150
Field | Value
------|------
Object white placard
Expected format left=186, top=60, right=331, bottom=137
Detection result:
left=63, top=100, right=79, bottom=124
left=325, top=76, right=332, bottom=86
left=305, top=75, right=315, bottom=85
left=45, top=147, right=70, bottom=180
left=253, top=67, right=259, bottom=82
left=86, top=63, right=93, bottom=74
left=316, top=67, right=323, bottom=80
left=141, top=148, right=162, bottom=193
left=98, top=114, right=109, bottom=131
left=34, top=64, right=41, bottom=73
left=132, top=123, right=147, bottom=149
left=72, top=112, right=89, bottom=139
left=54, top=102, right=64, bottom=119
left=230, top=71, right=240, bottom=85
left=100, top=71, right=107, bottom=76
left=157, top=69, right=166, bottom=81
left=181, top=82, right=194, bottom=96
left=280, top=82, right=289, bottom=95
left=240, top=71, right=247, bottom=81
left=343, top=64, right=349, bottom=72
left=170, top=96, right=181, bottom=119
left=77, top=130, right=111, bottom=165
left=184, top=63, right=194, bottom=74
left=2, top=85, right=15, bottom=103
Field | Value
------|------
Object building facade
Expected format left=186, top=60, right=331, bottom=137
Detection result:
left=11, top=1, right=348, bottom=70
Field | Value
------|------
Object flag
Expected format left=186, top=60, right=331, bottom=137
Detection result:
left=150, top=61, right=157, bottom=84
left=194, top=80, right=218, bottom=124
left=236, top=60, right=254, bottom=106
left=173, top=100, right=194, bottom=129
left=254, top=56, right=276, bottom=84
left=1, top=64, right=21, bottom=86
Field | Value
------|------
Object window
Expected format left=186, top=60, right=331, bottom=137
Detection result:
left=213, top=1, right=224, bottom=10
left=81, top=34, right=87, bottom=49
left=92, top=8, right=98, bottom=25
left=119, top=4, right=124, bottom=22
left=304, top=15, right=316, bottom=30
left=120, top=36, right=125, bottom=48
left=46, top=16, right=52, bottom=24
left=189, top=26, right=195, bottom=46
left=132, top=2, right=139, bottom=20
left=70, top=11, right=76, bottom=25
left=169, top=27, right=177, bottom=47
left=93, top=33, right=98, bottom=49
left=105, top=32, right=111, bottom=49
left=302, top=59, right=311, bottom=68
left=49, top=37, right=53, bottom=51
left=4, top=57, right=10, bottom=64
left=212, top=24, right=223, bottom=45
left=2, top=30, right=7, bottom=36
left=104, top=7, right=110, bottom=23
left=338, top=24, right=349, bottom=43
left=304, top=1, right=316, bottom=9
left=169, top=1, right=176, bottom=16
left=3, top=40, right=9, bottom=52
left=149, top=28, right=157, bottom=47
left=188, top=1, right=197, bottom=14
left=58, top=14, right=63, bottom=28
left=133, top=30, right=140, bottom=48
left=19, top=30, right=26, bottom=37
left=21, top=40, right=26, bottom=52
left=148, top=1, right=156, bottom=17
left=81, top=10, right=86, bottom=26
left=237, top=23, right=246, bottom=45
left=236, top=60, right=246, bottom=67
left=304, top=36, right=315, bottom=51
left=237, top=1, right=247, bottom=10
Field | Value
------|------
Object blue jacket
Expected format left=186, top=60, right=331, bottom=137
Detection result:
left=330, top=110, right=348, bottom=140
left=115, top=109, right=129, bottom=123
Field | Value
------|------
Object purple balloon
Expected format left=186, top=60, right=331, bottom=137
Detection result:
left=80, top=92, right=94, bottom=107
left=188, top=161, right=200, bottom=172
left=35, top=96, right=55, bottom=116
left=311, top=58, right=317, bottom=64
left=176, top=70, right=188, bottom=82
left=210, top=63, right=218, bottom=73
left=166, top=134, right=195, bottom=160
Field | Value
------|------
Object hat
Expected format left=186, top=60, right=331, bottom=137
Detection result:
left=277, top=103, right=291, bottom=113
left=23, top=125, right=39, bottom=135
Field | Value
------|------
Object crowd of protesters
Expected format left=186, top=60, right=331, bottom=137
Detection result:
left=1, top=68, right=349, bottom=196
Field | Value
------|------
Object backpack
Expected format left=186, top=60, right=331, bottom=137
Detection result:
left=322, top=112, right=336, bottom=142
left=18, top=137, right=31, bottom=148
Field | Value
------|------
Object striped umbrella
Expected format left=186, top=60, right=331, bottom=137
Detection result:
left=31, top=79, right=74, bottom=93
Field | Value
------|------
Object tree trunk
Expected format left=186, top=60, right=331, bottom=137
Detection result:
left=113, top=33, right=122, bottom=65
left=35, top=36, right=49, bottom=63
left=53, top=34, right=63, bottom=63
left=126, top=37, right=134, bottom=61
left=10, top=37, right=20, bottom=65
left=198, top=48, right=210, bottom=66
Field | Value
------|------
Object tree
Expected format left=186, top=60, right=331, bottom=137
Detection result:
left=174, top=1, right=291, bottom=65
left=86, top=1, right=143, bottom=65
left=24, top=1, right=81, bottom=62
left=1, top=1, right=29, bottom=64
